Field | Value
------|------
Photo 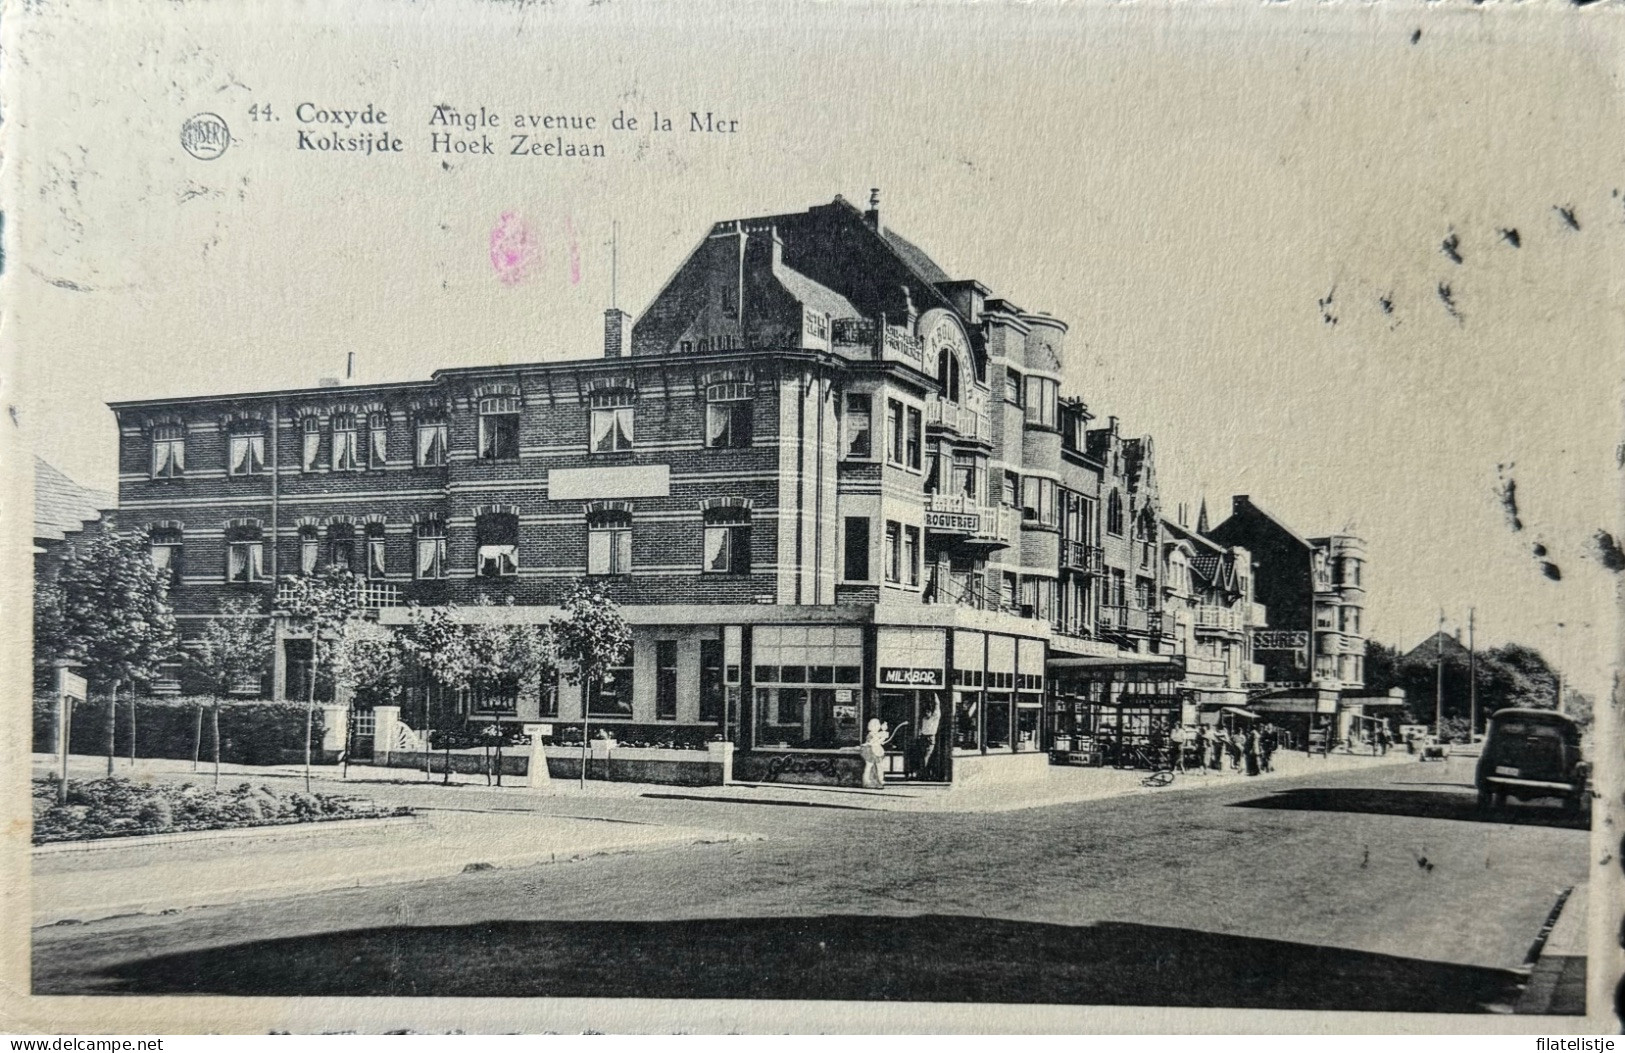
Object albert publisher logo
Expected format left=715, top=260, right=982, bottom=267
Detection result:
left=181, top=113, right=230, bottom=160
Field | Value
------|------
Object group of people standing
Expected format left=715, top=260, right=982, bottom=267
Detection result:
left=1164, top=722, right=1279, bottom=776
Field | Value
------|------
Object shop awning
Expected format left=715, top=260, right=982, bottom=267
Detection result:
left=1220, top=706, right=1260, bottom=720
left=1049, top=654, right=1185, bottom=682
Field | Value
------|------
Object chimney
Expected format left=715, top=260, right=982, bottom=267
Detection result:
left=604, top=308, right=629, bottom=358
left=865, top=187, right=881, bottom=230
left=346, top=352, right=356, bottom=383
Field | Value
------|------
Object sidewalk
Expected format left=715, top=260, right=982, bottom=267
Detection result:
left=1515, top=884, right=1587, bottom=1015
left=32, top=805, right=755, bottom=926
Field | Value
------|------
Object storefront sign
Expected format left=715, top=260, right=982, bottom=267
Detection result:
left=924, top=511, right=979, bottom=533
left=1252, top=630, right=1308, bottom=650
left=878, top=666, right=944, bottom=687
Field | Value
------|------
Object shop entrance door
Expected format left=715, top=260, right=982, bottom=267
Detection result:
left=878, top=690, right=915, bottom=778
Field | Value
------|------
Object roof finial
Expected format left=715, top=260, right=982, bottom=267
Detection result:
left=869, top=187, right=880, bottom=210
left=1197, top=497, right=1210, bottom=535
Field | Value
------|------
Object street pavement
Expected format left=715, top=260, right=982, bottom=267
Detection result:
left=31, top=753, right=1589, bottom=1013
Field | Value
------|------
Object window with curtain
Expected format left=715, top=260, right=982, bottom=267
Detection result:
left=331, top=413, right=359, bottom=471
left=298, top=527, right=320, bottom=575
left=148, top=528, right=183, bottom=587
left=415, top=520, right=447, bottom=579
left=151, top=424, right=185, bottom=478
left=843, top=393, right=872, bottom=458
left=327, top=523, right=358, bottom=572
left=886, top=399, right=905, bottom=465
left=706, top=380, right=753, bottom=448
left=367, top=411, right=389, bottom=468
left=478, top=397, right=521, bottom=461
left=702, top=506, right=752, bottom=574
left=416, top=419, right=448, bottom=467
left=226, top=526, right=264, bottom=583
left=227, top=424, right=265, bottom=476
left=300, top=417, right=322, bottom=471
left=475, top=512, right=520, bottom=577
left=587, top=511, right=632, bottom=576
left=365, top=523, right=387, bottom=579
left=905, top=406, right=922, bottom=469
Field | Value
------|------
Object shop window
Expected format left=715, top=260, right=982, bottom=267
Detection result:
left=588, top=662, right=634, bottom=719
left=476, top=512, right=520, bottom=577
left=656, top=640, right=678, bottom=721
left=843, top=393, right=872, bottom=459
left=415, top=520, right=447, bottom=579
left=985, top=695, right=1012, bottom=750
left=327, top=523, right=358, bottom=573
left=148, top=528, right=183, bottom=588
left=367, top=411, right=389, bottom=468
left=365, top=523, right=387, bottom=580
left=587, top=510, right=632, bottom=577
left=843, top=516, right=871, bottom=581
left=298, top=527, right=320, bottom=575
left=226, top=525, right=264, bottom=583
left=954, top=694, right=982, bottom=752
left=150, top=424, right=185, bottom=479
left=702, top=506, right=752, bottom=574
left=300, top=417, right=322, bottom=472
left=416, top=419, right=449, bottom=467
left=331, top=413, right=359, bottom=471
left=227, top=424, right=265, bottom=476
left=479, top=397, right=521, bottom=461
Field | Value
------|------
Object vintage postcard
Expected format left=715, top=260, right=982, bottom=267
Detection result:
left=2, top=0, right=1620, bottom=1036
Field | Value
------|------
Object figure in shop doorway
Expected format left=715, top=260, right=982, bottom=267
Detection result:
left=861, top=719, right=889, bottom=789
left=915, top=697, right=942, bottom=781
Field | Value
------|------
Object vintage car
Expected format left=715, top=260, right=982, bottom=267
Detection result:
left=1474, top=707, right=1589, bottom=814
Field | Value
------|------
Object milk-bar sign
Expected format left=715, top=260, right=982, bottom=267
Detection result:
left=878, top=667, right=944, bottom=688
left=924, top=511, right=979, bottom=533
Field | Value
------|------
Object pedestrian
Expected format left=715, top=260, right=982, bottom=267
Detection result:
left=861, top=718, right=888, bottom=789
left=1244, top=726, right=1261, bottom=776
left=1167, top=723, right=1186, bottom=773
left=1193, top=724, right=1210, bottom=775
left=1376, top=723, right=1390, bottom=756
left=916, top=696, right=942, bottom=780
left=1227, top=729, right=1244, bottom=771
left=1211, top=727, right=1228, bottom=771
left=1261, top=725, right=1277, bottom=772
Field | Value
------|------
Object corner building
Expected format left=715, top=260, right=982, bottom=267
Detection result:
left=110, top=195, right=1159, bottom=785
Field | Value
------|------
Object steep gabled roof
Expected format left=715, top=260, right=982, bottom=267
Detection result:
left=775, top=263, right=862, bottom=321
left=1209, top=495, right=1313, bottom=551
left=35, top=457, right=113, bottom=542
left=882, top=227, right=952, bottom=286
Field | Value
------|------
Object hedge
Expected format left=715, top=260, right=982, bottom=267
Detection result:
left=33, top=695, right=328, bottom=767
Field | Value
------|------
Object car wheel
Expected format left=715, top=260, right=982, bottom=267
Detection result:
left=1493, top=792, right=1508, bottom=809
left=1476, top=788, right=1493, bottom=811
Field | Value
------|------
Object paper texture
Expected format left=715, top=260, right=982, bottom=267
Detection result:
left=3, top=0, right=1620, bottom=1034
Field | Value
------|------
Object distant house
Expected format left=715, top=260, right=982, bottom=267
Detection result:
left=1401, top=629, right=1472, bottom=667
left=34, top=457, right=115, bottom=580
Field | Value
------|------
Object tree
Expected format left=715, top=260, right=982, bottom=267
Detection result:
left=332, top=620, right=408, bottom=778
left=1363, top=640, right=1402, bottom=694
left=181, top=595, right=273, bottom=786
left=462, top=597, right=557, bottom=785
left=550, top=578, right=632, bottom=788
left=396, top=603, right=478, bottom=783
left=276, top=565, right=362, bottom=790
left=1380, top=637, right=1566, bottom=739
left=43, top=527, right=179, bottom=774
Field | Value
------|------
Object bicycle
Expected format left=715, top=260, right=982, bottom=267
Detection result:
left=1140, top=765, right=1176, bottom=788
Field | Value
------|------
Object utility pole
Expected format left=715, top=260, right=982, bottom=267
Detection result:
left=1434, top=610, right=1444, bottom=741
left=1556, top=672, right=1565, bottom=716
left=1467, top=607, right=1477, bottom=742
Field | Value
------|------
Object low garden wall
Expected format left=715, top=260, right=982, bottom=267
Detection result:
left=731, top=750, right=866, bottom=788
left=370, top=742, right=734, bottom=787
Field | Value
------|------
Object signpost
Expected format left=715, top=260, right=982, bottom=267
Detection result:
left=55, top=662, right=87, bottom=805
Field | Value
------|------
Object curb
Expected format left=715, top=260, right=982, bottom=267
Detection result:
left=32, top=829, right=762, bottom=928
left=32, top=814, right=423, bottom=856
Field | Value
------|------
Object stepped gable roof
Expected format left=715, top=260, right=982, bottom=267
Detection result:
left=35, top=457, right=113, bottom=542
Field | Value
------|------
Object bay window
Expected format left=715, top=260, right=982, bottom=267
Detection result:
left=1024, top=376, right=1059, bottom=429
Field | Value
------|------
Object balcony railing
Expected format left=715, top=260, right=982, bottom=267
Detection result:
left=276, top=578, right=403, bottom=610
left=1098, top=605, right=1152, bottom=634
left=923, top=496, right=1015, bottom=547
left=924, top=396, right=992, bottom=442
left=1060, top=540, right=1104, bottom=574
left=1193, top=604, right=1243, bottom=633
left=924, top=568, right=1027, bottom=618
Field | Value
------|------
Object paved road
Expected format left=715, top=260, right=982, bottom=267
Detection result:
left=33, top=757, right=1587, bottom=1012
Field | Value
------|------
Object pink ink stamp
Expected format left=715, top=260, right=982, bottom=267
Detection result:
left=489, top=211, right=536, bottom=286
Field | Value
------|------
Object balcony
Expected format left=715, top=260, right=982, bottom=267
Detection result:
left=276, top=578, right=403, bottom=611
left=1193, top=604, right=1244, bottom=634
left=924, top=568, right=1026, bottom=618
left=1060, top=540, right=1104, bottom=574
left=1098, top=605, right=1152, bottom=634
left=924, top=396, right=992, bottom=442
left=924, top=496, right=1014, bottom=548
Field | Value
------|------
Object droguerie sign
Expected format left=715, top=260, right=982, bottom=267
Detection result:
left=878, top=667, right=944, bottom=688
